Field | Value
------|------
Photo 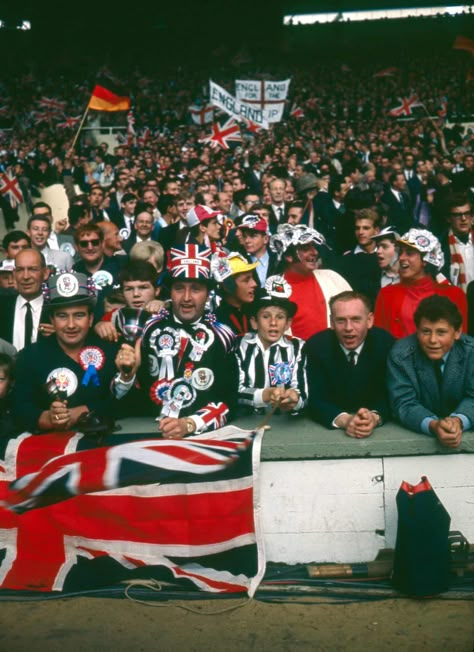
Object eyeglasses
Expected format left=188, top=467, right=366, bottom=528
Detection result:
left=450, top=211, right=471, bottom=219
left=78, top=239, right=100, bottom=248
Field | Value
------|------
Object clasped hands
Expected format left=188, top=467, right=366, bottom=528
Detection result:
left=262, top=387, right=299, bottom=411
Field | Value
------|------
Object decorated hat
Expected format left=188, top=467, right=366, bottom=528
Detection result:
left=252, top=275, right=297, bottom=318
left=371, top=225, right=400, bottom=242
left=239, top=214, right=268, bottom=233
left=0, top=259, right=15, bottom=273
left=44, top=271, right=97, bottom=307
left=270, top=223, right=328, bottom=259
left=168, top=244, right=212, bottom=282
left=210, top=252, right=258, bottom=283
left=397, top=228, right=445, bottom=270
left=186, top=204, right=221, bottom=228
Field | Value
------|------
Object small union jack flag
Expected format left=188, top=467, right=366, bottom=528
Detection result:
left=388, top=94, right=421, bottom=117
left=195, top=402, right=229, bottom=430
left=57, top=115, right=81, bottom=129
left=39, top=96, right=67, bottom=113
left=0, top=170, right=23, bottom=208
left=199, top=117, right=242, bottom=150
left=168, top=244, right=212, bottom=280
left=137, top=127, right=150, bottom=147
left=289, top=102, right=304, bottom=119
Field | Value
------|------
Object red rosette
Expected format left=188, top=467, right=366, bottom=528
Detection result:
left=78, top=346, right=105, bottom=371
left=150, top=378, right=171, bottom=406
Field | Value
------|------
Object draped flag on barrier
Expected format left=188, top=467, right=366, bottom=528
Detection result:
left=0, top=427, right=265, bottom=596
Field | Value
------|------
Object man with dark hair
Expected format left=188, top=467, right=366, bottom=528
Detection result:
left=13, top=270, right=134, bottom=433
left=388, top=295, right=473, bottom=447
left=440, top=192, right=473, bottom=291
left=2, top=230, right=30, bottom=260
left=126, top=245, right=238, bottom=438
left=212, top=252, right=258, bottom=335
left=381, top=171, right=413, bottom=234
left=304, top=290, right=394, bottom=436
left=374, top=228, right=468, bottom=338
left=270, top=224, right=351, bottom=340
left=0, top=248, right=50, bottom=349
left=27, top=215, right=74, bottom=271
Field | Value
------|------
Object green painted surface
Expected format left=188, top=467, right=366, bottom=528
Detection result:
left=117, top=415, right=474, bottom=461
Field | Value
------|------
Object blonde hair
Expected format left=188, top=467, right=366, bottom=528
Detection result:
left=130, top=240, right=165, bottom=272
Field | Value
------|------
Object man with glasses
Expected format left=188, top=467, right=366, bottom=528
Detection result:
left=73, top=224, right=123, bottom=317
left=440, top=193, right=473, bottom=292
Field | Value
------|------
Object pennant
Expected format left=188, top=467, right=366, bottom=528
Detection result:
left=88, top=85, right=130, bottom=112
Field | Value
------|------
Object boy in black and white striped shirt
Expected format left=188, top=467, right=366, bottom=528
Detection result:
left=236, top=275, right=307, bottom=414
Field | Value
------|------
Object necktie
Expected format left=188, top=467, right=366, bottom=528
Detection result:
left=278, top=207, right=283, bottom=221
left=24, top=302, right=33, bottom=348
left=254, top=349, right=266, bottom=387
left=347, top=350, right=357, bottom=366
left=399, top=193, right=405, bottom=209
left=433, top=359, right=443, bottom=389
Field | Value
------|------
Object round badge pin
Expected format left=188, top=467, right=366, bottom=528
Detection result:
left=269, top=361, right=293, bottom=386
left=168, top=378, right=196, bottom=408
left=79, top=346, right=105, bottom=371
left=119, top=227, right=130, bottom=240
left=56, top=273, right=79, bottom=298
left=191, top=367, right=214, bottom=391
left=46, top=368, right=78, bottom=397
left=92, top=270, right=113, bottom=289
left=60, top=242, right=76, bottom=257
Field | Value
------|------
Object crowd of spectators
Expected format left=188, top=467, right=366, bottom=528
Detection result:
left=0, top=10, right=472, bottom=445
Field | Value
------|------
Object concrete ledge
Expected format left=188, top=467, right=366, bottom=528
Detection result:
left=117, top=415, right=474, bottom=461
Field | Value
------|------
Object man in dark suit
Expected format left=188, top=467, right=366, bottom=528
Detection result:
left=388, top=295, right=473, bottom=448
left=0, top=248, right=50, bottom=350
left=304, top=290, right=395, bottom=437
left=381, top=171, right=414, bottom=234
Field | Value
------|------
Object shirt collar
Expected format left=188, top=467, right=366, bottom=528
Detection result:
left=339, top=340, right=365, bottom=358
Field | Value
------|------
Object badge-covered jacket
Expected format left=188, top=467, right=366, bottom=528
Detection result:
left=140, top=309, right=238, bottom=432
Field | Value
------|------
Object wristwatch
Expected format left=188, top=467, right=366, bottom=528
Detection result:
left=372, top=411, right=383, bottom=427
left=185, top=418, right=195, bottom=435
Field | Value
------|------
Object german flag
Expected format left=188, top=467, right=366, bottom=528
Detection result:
left=88, top=85, right=130, bottom=112
left=453, top=35, right=474, bottom=56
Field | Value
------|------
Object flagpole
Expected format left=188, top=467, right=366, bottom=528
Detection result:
left=70, top=105, right=90, bottom=152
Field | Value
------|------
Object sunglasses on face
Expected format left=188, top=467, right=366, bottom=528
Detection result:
left=78, top=239, right=100, bottom=248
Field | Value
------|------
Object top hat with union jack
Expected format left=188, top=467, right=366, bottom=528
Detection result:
left=168, top=244, right=212, bottom=283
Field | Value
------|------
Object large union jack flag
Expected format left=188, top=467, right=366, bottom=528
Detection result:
left=0, top=427, right=265, bottom=596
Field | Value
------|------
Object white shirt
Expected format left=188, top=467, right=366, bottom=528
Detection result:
left=13, top=294, right=44, bottom=351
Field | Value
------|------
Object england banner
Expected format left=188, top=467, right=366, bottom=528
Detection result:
left=209, top=81, right=270, bottom=129
left=235, top=79, right=291, bottom=123
left=0, top=427, right=265, bottom=596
